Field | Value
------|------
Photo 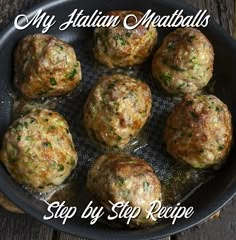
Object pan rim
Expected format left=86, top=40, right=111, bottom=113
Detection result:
left=0, top=0, right=236, bottom=239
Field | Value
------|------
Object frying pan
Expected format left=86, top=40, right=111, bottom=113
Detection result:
left=0, top=0, right=236, bottom=239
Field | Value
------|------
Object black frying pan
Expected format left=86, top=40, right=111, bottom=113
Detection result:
left=0, top=0, right=236, bottom=239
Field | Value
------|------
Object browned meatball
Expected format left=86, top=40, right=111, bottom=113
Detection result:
left=0, top=108, right=78, bottom=192
left=164, top=95, right=232, bottom=168
left=94, top=11, right=157, bottom=68
left=152, top=28, right=214, bottom=94
left=14, top=34, right=82, bottom=98
left=84, top=74, right=152, bottom=148
left=87, top=154, right=162, bottom=228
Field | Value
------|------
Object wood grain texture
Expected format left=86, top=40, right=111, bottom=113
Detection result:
left=176, top=198, right=236, bottom=240
left=58, top=232, right=170, bottom=240
left=184, top=0, right=235, bottom=37
left=0, top=208, right=54, bottom=240
left=0, top=0, right=235, bottom=240
left=184, top=0, right=220, bottom=23
left=235, top=0, right=236, bottom=38
left=57, top=233, right=88, bottom=240
left=0, top=0, right=44, bottom=29
left=0, top=192, right=22, bottom=213
left=215, top=0, right=235, bottom=37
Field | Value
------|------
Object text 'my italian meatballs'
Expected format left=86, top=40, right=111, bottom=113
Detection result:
left=84, top=74, right=152, bottom=149
left=87, top=154, right=162, bottom=228
left=165, top=95, right=232, bottom=168
left=15, top=34, right=82, bottom=99
left=152, top=28, right=214, bottom=94
left=0, top=108, right=78, bottom=192
left=94, top=11, right=157, bottom=68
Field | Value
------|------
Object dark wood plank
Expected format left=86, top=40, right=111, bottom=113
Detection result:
left=0, top=192, right=22, bottom=213
left=58, top=232, right=95, bottom=240
left=58, top=232, right=171, bottom=240
left=58, top=233, right=87, bottom=240
left=234, top=0, right=236, bottom=39
left=0, top=0, right=235, bottom=240
left=215, top=0, right=235, bottom=37
left=184, top=0, right=220, bottom=23
left=0, top=207, right=54, bottom=240
left=184, top=0, right=235, bottom=37
left=176, top=198, right=236, bottom=240
left=0, top=0, right=44, bottom=29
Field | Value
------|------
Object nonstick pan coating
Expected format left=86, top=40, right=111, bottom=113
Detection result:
left=0, top=0, right=236, bottom=239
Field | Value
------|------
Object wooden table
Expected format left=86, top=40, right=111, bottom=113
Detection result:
left=0, top=0, right=235, bottom=239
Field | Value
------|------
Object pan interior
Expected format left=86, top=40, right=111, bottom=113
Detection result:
left=0, top=0, right=236, bottom=239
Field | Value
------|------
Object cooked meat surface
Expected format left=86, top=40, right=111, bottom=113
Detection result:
left=87, top=154, right=162, bottom=228
left=164, top=94, right=232, bottom=168
left=84, top=74, right=152, bottom=148
left=15, top=34, right=82, bottom=98
left=1, top=108, right=78, bottom=192
left=152, top=28, right=214, bottom=94
left=94, top=10, right=157, bottom=68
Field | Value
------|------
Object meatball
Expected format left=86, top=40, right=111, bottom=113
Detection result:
left=87, top=154, right=162, bottom=228
left=14, top=34, right=82, bottom=99
left=152, top=28, right=214, bottom=94
left=94, top=10, right=157, bottom=68
left=164, top=95, right=232, bottom=168
left=0, top=108, right=78, bottom=192
left=84, top=74, right=152, bottom=148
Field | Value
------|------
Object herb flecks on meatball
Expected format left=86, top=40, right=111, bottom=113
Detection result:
left=0, top=108, right=78, bottom=192
left=164, top=95, right=232, bottom=168
left=87, top=154, right=162, bottom=228
left=94, top=10, right=158, bottom=68
left=14, top=34, right=82, bottom=98
left=84, top=74, right=152, bottom=149
left=152, top=28, right=214, bottom=94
